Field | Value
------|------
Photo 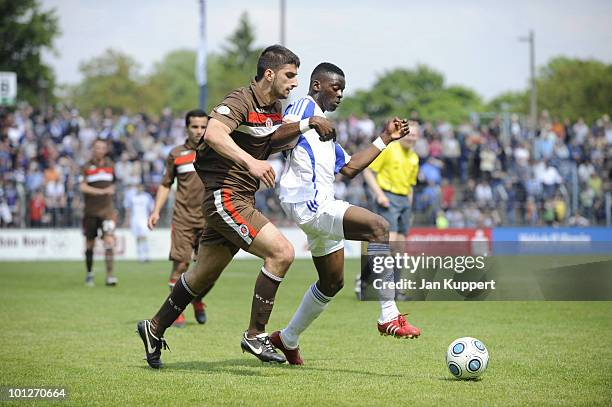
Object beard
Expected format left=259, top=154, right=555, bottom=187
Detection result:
left=186, top=134, right=200, bottom=149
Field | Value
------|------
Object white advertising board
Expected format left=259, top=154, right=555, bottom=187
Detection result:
left=0, top=228, right=361, bottom=261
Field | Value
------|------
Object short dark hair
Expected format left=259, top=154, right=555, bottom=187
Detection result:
left=256, top=45, right=300, bottom=81
left=311, top=62, right=345, bottom=83
left=185, top=109, right=208, bottom=127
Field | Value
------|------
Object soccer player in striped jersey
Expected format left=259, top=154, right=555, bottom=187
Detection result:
left=271, top=63, right=421, bottom=365
left=148, top=110, right=209, bottom=327
left=79, top=138, right=117, bottom=287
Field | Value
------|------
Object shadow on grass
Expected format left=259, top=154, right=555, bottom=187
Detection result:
left=438, top=376, right=483, bottom=382
left=297, top=365, right=403, bottom=378
left=154, top=358, right=281, bottom=377
left=138, top=358, right=403, bottom=378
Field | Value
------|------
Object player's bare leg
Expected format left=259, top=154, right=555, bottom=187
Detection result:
left=236, top=223, right=294, bottom=363
left=245, top=223, right=294, bottom=332
left=272, top=248, right=345, bottom=365
left=102, top=234, right=117, bottom=286
left=137, top=244, right=234, bottom=369
left=151, top=244, right=234, bottom=337
left=170, top=260, right=188, bottom=284
left=343, top=206, right=420, bottom=339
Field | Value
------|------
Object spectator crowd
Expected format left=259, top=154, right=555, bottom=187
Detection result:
left=0, top=104, right=610, bottom=229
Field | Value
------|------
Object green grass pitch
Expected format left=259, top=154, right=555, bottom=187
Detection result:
left=0, top=260, right=610, bottom=406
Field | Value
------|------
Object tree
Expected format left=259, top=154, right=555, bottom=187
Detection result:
left=488, top=57, right=612, bottom=123
left=0, top=0, right=60, bottom=105
left=337, top=65, right=483, bottom=124
left=62, top=12, right=263, bottom=115
left=145, top=49, right=199, bottom=113
left=66, top=49, right=153, bottom=114
left=221, top=12, right=260, bottom=70
left=144, top=12, right=262, bottom=113
left=486, top=91, right=528, bottom=114
left=207, top=12, right=262, bottom=110
left=536, top=57, right=611, bottom=123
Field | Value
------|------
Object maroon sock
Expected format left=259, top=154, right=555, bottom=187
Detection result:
left=105, top=248, right=113, bottom=274
left=248, top=268, right=283, bottom=337
left=151, top=274, right=196, bottom=337
left=85, top=249, right=93, bottom=273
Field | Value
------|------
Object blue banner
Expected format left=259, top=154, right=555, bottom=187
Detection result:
left=492, top=227, right=612, bottom=254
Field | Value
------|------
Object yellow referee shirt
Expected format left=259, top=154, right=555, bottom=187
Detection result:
left=368, top=141, right=419, bottom=196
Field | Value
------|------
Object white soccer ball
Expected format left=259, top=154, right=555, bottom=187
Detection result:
left=446, top=337, right=489, bottom=379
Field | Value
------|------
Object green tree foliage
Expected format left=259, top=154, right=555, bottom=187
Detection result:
left=207, top=12, right=262, bottom=110
left=486, top=91, right=528, bottom=114
left=486, top=57, right=612, bottom=122
left=337, top=65, right=482, bottom=124
left=66, top=49, right=152, bottom=114
left=145, top=49, right=198, bottom=113
left=0, top=0, right=60, bottom=105
left=536, top=57, right=611, bottom=123
left=66, top=12, right=262, bottom=115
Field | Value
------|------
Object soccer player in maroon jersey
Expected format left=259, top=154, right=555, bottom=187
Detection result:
left=80, top=138, right=117, bottom=287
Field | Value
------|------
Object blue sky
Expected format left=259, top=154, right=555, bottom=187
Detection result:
left=43, top=0, right=612, bottom=100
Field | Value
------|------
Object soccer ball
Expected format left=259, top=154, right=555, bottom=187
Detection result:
left=446, top=337, right=489, bottom=379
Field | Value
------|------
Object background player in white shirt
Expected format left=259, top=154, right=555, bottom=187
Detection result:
left=271, top=63, right=420, bottom=365
left=125, top=184, right=154, bottom=262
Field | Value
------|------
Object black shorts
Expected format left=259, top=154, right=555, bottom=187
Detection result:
left=82, top=216, right=115, bottom=240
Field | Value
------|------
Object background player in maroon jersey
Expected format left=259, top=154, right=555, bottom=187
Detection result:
left=148, top=110, right=209, bottom=327
left=80, top=138, right=117, bottom=287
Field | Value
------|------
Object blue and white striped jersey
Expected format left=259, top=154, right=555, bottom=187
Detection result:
left=279, top=95, right=351, bottom=205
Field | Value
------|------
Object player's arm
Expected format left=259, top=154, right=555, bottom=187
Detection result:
left=270, top=116, right=335, bottom=152
left=148, top=185, right=170, bottom=230
left=339, top=118, right=410, bottom=179
left=149, top=152, right=175, bottom=230
left=204, top=118, right=277, bottom=188
left=363, top=168, right=390, bottom=208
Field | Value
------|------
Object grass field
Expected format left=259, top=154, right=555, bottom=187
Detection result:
left=1, top=259, right=611, bottom=406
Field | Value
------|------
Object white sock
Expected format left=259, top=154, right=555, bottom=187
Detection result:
left=141, top=240, right=149, bottom=261
left=378, top=300, right=400, bottom=324
left=280, top=282, right=331, bottom=349
left=137, top=241, right=144, bottom=262
left=368, top=242, right=400, bottom=323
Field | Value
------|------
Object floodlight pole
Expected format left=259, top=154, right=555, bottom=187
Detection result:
left=280, top=0, right=286, bottom=45
left=197, top=0, right=207, bottom=110
left=519, top=30, right=537, bottom=137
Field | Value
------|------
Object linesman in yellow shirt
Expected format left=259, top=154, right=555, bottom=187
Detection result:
left=363, top=121, right=420, bottom=242
left=357, top=122, right=419, bottom=299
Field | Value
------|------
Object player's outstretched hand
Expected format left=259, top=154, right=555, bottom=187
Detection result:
left=148, top=212, right=159, bottom=230
left=248, top=159, right=276, bottom=189
left=380, top=117, right=411, bottom=144
left=391, top=118, right=410, bottom=140
left=309, top=116, right=336, bottom=142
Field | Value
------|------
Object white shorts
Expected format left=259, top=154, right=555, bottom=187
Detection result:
left=131, top=220, right=149, bottom=238
left=281, top=199, right=352, bottom=257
